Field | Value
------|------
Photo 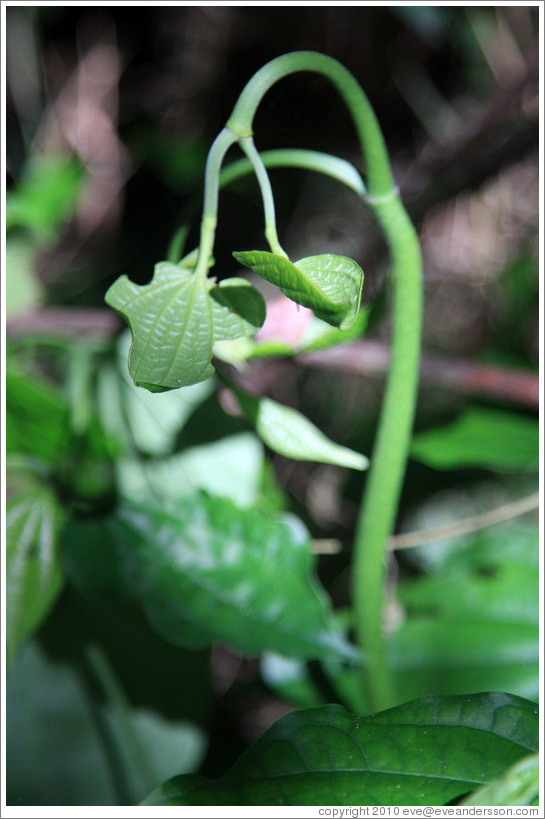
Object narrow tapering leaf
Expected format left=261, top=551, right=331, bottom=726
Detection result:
left=233, top=250, right=363, bottom=329
left=105, top=263, right=265, bottom=391
left=236, top=390, right=368, bottom=470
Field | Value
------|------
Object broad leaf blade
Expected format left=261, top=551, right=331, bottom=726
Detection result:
left=6, top=483, right=65, bottom=669
left=233, top=250, right=363, bottom=329
left=236, top=390, right=368, bottom=470
left=143, top=693, right=538, bottom=806
left=63, top=494, right=356, bottom=662
left=105, top=264, right=265, bottom=391
left=410, top=407, right=539, bottom=471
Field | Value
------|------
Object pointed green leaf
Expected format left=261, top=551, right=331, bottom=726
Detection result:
left=233, top=250, right=363, bottom=329
left=63, top=494, right=357, bottom=663
left=105, top=263, right=265, bottom=391
left=236, top=390, right=368, bottom=470
left=7, top=482, right=65, bottom=669
left=142, top=693, right=538, bottom=806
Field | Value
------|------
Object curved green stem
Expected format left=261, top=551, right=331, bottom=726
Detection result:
left=226, top=50, right=422, bottom=712
left=194, top=127, right=239, bottom=278
left=219, top=148, right=366, bottom=198
left=169, top=149, right=366, bottom=264
left=238, top=137, right=287, bottom=256
left=227, top=51, right=394, bottom=198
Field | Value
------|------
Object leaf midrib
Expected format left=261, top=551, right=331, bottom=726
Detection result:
left=131, top=275, right=194, bottom=383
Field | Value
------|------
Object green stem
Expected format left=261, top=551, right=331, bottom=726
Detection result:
left=226, top=51, right=422, bottom=712
left=169, top=149, right=365, bottom=265
left=227, top=51, right=394, bottom=198
left=220, top=148, right=366, bottom=198
left=354, top=196, right=421, bottom=711
left=238, top=137, right=287, bottom=256
left=81, top=644, right=157, bottom=803
left=194, top=127, right=239, bottom=278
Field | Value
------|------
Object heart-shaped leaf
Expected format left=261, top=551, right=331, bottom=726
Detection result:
left=233, top=250, right=363, bottom=329
left=105, top=263, right=265, bottom=391
left=235, top=389, right=369, bottom=470
left=142, top=693, right=538, bottom=806
left=63, top=494, right=358, bottom=663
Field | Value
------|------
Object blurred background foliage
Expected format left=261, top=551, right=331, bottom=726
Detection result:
left=5, top=4, right=540, bottom=806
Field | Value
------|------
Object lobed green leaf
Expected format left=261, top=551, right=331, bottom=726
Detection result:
left=233, top=250, right=363, bottom=329
left=105, top=263, right=265, bottom=391
left=142, top=693, right=538, bottom=806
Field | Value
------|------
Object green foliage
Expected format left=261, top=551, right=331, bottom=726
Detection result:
left=6, top=364, right=72, bottom=464
left=7, top=358, right=116, bottom=502
left=462, top=752, right=539, bottom=806
left=233, top=250, right=364, bottom=329
left=263, top=522, right=539, bottom=713
left=6, top=154, right=82, bottom=239
left=6, top=474, right=65, bottom=670
left=5, top=236, right=43, bottom=315
left=411, top=407, right=539, bottom=471
left=63, top=493, right=358, bottom=662
left=235, top=389, right=369, bottom=470
left=143, top=693, right=538, bottom=806
left=391, top=524, right=539, bottom=701
left=105, top=263, right=266, bottom=390
left=6, top=642, right=206, bottom=806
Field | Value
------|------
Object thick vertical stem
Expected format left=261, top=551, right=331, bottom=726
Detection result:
left=353, top=195, right=422, bottom=711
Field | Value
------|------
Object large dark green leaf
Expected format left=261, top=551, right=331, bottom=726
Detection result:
left=63, top=494, right=356, bottom=662
left=143, top=693, right=538, bottom=806
left=6, top=481, right=65, bottom=669
left=105, top=263, right=265, bottom=391
left=233, top=250, right=363, bottom=329
left=410, top=407, right=539, bottom=471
